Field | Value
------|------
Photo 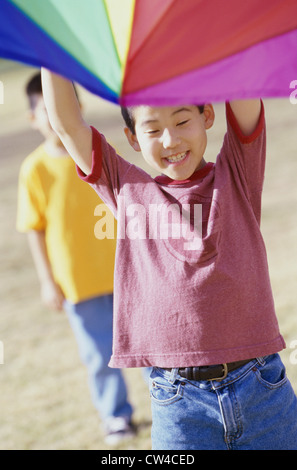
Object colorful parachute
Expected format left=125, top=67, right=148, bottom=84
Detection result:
left=0, top=0, right=297, bottom=106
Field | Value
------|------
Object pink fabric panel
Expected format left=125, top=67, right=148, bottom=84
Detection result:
left=121, top=29, right=297, bottom=106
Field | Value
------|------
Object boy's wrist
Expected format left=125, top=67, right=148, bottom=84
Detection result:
left=39, top=273, right=56, bottom=286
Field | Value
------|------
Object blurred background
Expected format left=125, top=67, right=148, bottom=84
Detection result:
left=0, top=59, right=296, bottom=450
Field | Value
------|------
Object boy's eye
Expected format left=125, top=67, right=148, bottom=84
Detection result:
left=177, top=120, right=189, bottom=126
left=146, top=129, right=159, bottom=135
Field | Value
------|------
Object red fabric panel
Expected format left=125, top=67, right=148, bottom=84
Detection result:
left=128, top=0, right=174, bottom=60
left=124, top=0, right=297, bottom=94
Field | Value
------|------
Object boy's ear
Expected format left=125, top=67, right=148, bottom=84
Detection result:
left=124, top=127, right=141, bottom=152
left=27, top=109, right=37, bottom=129
left=203, top=104, right=215, bottom=130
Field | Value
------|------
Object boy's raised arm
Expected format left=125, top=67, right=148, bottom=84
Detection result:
left=41, top=68, right=92, bottom=175
left=229, top=99, right=262, bottom=136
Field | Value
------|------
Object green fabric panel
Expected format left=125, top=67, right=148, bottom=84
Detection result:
left=10, top=0, right=122, bottom=93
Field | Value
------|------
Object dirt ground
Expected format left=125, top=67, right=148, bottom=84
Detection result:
left=0, top=61, right=296, bottom=450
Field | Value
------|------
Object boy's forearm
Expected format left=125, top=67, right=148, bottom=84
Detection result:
left=27, top=230, right=54, bottom=284
left=229, top=99, right=262, bottom=136
left=27, top=230, right=65, bottom=310
left=41, top=68, right=92, bottom=175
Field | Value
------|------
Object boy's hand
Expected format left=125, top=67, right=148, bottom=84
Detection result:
left=41, top=278, right=65, bottom=311
left=229, top=99, right=261, bottom=136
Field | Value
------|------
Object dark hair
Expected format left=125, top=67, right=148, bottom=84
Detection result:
left=121, top=104, right=205, bottom=134
left=25, top=71, right=79, bottom=110
left=26, top=72, right=43, bottom=110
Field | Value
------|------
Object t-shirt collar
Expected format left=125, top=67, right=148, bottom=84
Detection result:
left=155, top=161, right=214, bottom=185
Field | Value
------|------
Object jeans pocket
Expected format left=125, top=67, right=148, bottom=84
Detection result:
left=150, top=374, right=184, bottom=406
left=253, top=354, right=288, bottom=390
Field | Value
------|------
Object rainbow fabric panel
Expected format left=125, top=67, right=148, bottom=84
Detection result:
left=0, top=0, right=297, bottom=105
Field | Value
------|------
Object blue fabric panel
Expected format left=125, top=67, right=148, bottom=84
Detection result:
left=0, top=0, right=119, bottom=103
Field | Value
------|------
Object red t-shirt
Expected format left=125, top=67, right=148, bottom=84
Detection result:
left=77, top=102, right=285, bottom=368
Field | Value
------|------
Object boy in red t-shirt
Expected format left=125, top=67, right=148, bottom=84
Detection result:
left=40, top=68, right=297, bottom=450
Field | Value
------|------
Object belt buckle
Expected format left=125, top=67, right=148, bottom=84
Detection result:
left=211, top=363, right=228, bottom=381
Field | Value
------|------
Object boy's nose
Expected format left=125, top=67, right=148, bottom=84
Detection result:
left=162, top=128, right=181, bottom=149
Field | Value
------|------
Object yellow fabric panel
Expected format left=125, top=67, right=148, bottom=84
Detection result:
left=103, top=0, right=135, bottom=69
left=17, top=145, right=116, bottom=303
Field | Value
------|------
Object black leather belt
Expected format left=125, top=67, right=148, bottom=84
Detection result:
left=164, top=359, right=253, bottom=381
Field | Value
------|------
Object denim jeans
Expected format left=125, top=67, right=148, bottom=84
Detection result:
left=150, top=354, right=297, bottom=450
left=64, top=294, right=133, bottom=422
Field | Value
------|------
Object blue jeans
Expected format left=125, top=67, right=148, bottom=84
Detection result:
left=150, top=354, right=297, bottom=450
left=64, top=294, right=132, bottom=422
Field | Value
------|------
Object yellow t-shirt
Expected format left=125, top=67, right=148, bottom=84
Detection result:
left=17, top=145, right=116, bottom=303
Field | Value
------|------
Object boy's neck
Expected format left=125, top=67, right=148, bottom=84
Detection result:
left=43, top=136, right=69, bottom=158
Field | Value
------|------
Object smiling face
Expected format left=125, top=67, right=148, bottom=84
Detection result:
left=124, top=104, right=214, bottom=180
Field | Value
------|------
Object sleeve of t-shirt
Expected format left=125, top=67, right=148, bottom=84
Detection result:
left=16, top=162, right=46, bottom=233
left=218, top=101, right=266, bottom=223
left=76, top=126, right=136, bottom=217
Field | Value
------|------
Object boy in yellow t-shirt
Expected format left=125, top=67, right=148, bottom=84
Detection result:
left=16, top=72, right=134, bottom=445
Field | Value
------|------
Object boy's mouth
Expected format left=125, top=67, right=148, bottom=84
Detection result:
left=164, top=151, right=189, bottom=164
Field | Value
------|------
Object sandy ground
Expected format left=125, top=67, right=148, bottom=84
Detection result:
left=0, top=61, right=296, bottom=450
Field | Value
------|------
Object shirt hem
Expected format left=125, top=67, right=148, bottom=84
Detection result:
left=109, top=335, right=286, bottom=368
left=225, top=100, right=265, bottom=144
